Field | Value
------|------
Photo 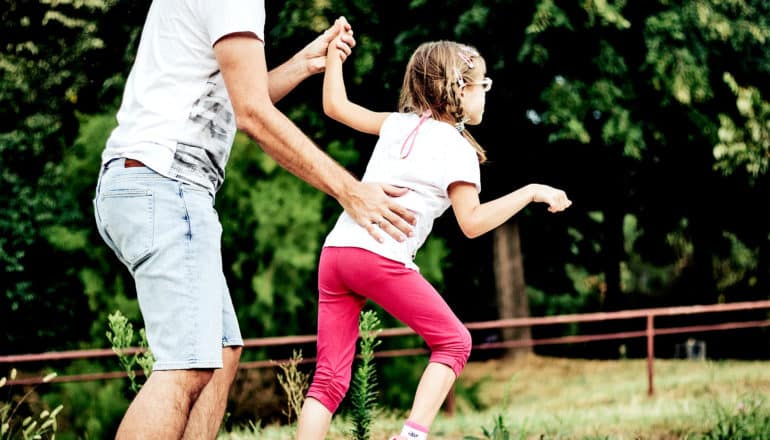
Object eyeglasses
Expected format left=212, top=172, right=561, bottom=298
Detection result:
left=464, top=77, right=493, bottom=92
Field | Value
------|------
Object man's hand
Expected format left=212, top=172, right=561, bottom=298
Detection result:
left=340, top=182, right=416, bottom=243
left=299, top=16, right=356, bottom=75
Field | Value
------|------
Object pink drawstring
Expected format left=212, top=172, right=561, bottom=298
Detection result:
left=399, top=110, right=432, bottom=159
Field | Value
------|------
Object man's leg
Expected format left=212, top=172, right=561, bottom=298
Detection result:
left=182, top=346, right=242, bottom=439
left=116, top=369, right=213, bottom=440
left=96, top=167, right=242, bottom=438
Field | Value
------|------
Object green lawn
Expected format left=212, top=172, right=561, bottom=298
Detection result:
left=220, top=355, right=770, bottom=439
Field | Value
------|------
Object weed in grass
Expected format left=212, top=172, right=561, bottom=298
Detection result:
left=349, top=310, right=382, bottom=440
left=1, top=369, right=63, bottom=440
left=276, top=349, right=309, bottom=424
left=106, top=310, right=154, bottom=394
left=697, top=394, right=770, bottom=439
left=463, top=414, right=519, bottom=440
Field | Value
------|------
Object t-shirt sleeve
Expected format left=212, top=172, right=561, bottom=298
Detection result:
left=442, top=133, right=481, bottom=195
left=204, top=0, right=266, bottom=46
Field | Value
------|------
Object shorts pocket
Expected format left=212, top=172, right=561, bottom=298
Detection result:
left=98, top=188, right=154, bottom=268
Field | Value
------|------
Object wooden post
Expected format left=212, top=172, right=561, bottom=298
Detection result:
left=493, top=221, right=532, bottom=357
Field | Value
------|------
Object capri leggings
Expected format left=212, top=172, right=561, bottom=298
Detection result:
left=306, top=246, right=472, bottom=413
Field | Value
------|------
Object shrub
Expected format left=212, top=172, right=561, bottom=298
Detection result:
left=1, top=369, right=63, bottom=440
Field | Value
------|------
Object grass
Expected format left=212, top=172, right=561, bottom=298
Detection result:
left=220, top=355, right=770, bottom=439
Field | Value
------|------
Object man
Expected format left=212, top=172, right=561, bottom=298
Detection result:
left=93, top=1, right=414, bottom=438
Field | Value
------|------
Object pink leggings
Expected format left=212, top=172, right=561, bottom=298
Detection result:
left=306, top=247, right=472, bottom=413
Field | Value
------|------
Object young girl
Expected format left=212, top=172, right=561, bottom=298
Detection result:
left=296, top=38, right=571, bottom=440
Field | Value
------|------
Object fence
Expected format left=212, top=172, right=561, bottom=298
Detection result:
left=3, top=300, right=770, bottom=414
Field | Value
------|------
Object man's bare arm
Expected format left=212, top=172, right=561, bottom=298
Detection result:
left=214, top=34, right=414, bottom=242
left=267, top=18, right=355, bottom=103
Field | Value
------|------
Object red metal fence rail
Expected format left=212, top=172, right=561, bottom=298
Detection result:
left=3, top=300, right=770, bottom=407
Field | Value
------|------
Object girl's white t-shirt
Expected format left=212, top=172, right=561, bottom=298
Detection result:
left=103, top=0, right=266, bottom=194
left=324, top=112, right=481, bottom=270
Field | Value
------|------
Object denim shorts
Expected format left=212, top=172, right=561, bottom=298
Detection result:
left=93, top=158, right=243, bottom=370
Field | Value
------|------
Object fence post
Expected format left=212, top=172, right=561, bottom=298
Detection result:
left=646, top=314, right=655, bottom=396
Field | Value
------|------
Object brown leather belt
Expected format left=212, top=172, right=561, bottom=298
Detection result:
left=124, top=159, right=145, bottom=168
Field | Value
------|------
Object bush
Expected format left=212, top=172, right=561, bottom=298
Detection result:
left=698, top=394, right=770, bottom=440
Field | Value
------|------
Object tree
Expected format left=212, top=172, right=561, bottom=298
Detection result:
left=0, top=0, right=137, bottom=352
left=517, top=0, right=770, bottom=309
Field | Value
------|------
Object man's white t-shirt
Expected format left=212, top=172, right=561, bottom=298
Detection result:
left=324, top=112, right=481, bottom=270
left=103, top=0, right=266, bottom=194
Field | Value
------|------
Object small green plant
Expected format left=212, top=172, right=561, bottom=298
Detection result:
left=482, top=415, right=512, bottom=440
left=464, top=415, right=512, bottom=440
left=698, top=394, right=770, bottom=439
left=276, top=349, right=309, bottom=424
left=349, top=310, right=382, bottom=440
left=106, top=310, right=154, bottom=394
left=1, top=369, right=63, bottom=440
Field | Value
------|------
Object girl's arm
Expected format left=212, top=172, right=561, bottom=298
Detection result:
left=448, top=182, right=572, bottom=238
left=323, top=35, right=390, bottom=135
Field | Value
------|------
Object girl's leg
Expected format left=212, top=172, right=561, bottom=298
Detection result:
left=296, top=397, right=332, bottom=440
left=408, top=362, right=456, bottom=425
left=297, top=248, right=366, bottom=440
left=339, top=248, right=472, bottom=431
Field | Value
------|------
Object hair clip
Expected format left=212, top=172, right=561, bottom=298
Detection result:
left=453, top=67, right=465, bottom=88
left=458, top=51, right=474, bottom=69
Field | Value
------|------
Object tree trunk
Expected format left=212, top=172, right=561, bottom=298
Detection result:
left=493, top=220, right=532, bottom=358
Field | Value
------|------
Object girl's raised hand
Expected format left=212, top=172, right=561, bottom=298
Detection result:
left=302, top=16, right=356, bottom=74
left=530, top=184, right=572, bottom=213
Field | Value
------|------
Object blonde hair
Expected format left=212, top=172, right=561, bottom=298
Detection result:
left=398, top=41, right=487, bottom=163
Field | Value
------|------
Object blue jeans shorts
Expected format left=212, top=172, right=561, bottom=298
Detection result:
left=93, top=158, right=243, bottom=370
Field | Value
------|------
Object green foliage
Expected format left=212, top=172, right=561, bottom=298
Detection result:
left=620, top=214, right=687, bottom=295
left=524, top=3, right=646, bottom=159
left=1, top=369, right=63, bottom=440
left=464, top=414, right=513, bottom=440
left=219, top=133, right=329, bottom=337
left=349, top=310, right=382, bottom=440
left=413, top=236, right=450, bottom=290
left=697, top=394, right=770, bottom=439
left=375, top=352, right=424, bottom=410
left=2, top=0, right=138, bottom=354
left=712, top=231, right=759, bottom=294
left=275, top=349, right=309, bottom=424
left=50, top=371, right=127, bottom=440
left=714, top=73, right=770, bottom=180
left=105, top=310, right=154, bottom=394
